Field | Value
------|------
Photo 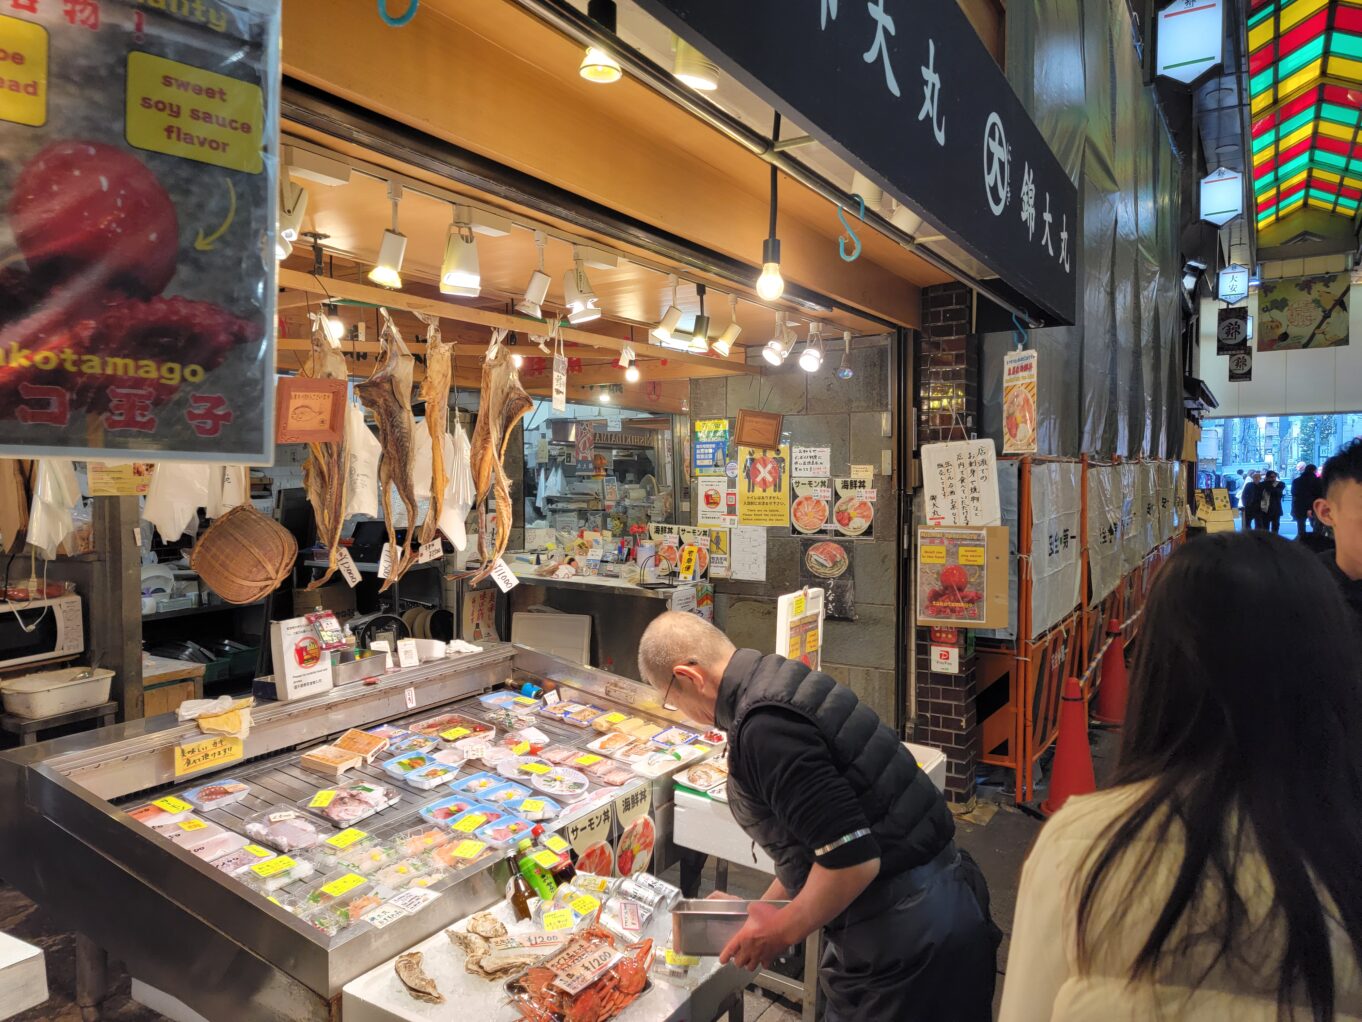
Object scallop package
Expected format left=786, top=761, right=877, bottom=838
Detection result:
left=243, top=808, right=325, bottom=853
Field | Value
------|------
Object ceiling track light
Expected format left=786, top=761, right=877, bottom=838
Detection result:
left=368, top=181, right=407, bottom=290
left=835, top=331, right=855, bottom=380
left=564, top=247, right=601, bottom=324
left=278, top=178, right=309, bottom=244
left=673, top=36, right=719, bottom=91
left=516, top=231, right=551, bottom=318
left=652, top=274, right=683, bottom=345
left=798, top=322, right=824, bottom=373
left=580, top=0, right=622, bottom=83
left=712, top=294, right=742, bottom=358
left=688, top=283, right=711, bottom=353
left=440, top=205, right=481, bottom=297
left=762, top=312, right=791, bottom=366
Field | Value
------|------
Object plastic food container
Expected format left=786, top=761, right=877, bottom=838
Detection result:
left=531, top=767, right=591, bottom=800
left=586, top=732, right=637, bottom=757
left=394, top=826, right=452, bottom=857
left=496, top=756, right=554, bottom=781
left=242, top=853, right=317, bottom=894
left=418, top=796, right=482, bottom=828
left=151, top=817, right=249, bottom=862
left=651, top=726, right=697, bottom=748
left=381, top=752, right=438, bottom=780
left=482, top=781, right=532, bottom=805
left=329, top=839, right=397, bottom=876
left=409, top=713, right=492, bottom=741
left=432, top=837, right=495, bottom=870
left=1, top=667, right=114, bottom=719
left=401, top=762, right=461, bottom=791
left=506, top=794, right=562, bottom=822
left=243, top=809, right=325, bottom=853
left=540, top=745, right=578, bottom=765
left=212, top=843, right=277, bottom=876
left=372, top=856, right=443, bottom=891
left=128, top=800, right=194, bottom=828
left=181, top=779, right=250, bottom=811
left=451, top=771, right=504, bottom=797
left=475, top=815, right=533, bottom=846
left=386, top=734, right=438, bottom=757
left=446, top=807, right=504, bottom=836
left=365, top=724, right=411, bottom=743
left=563, top=705, right=608, bottom=728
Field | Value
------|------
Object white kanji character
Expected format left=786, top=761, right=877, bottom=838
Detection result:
left=822, top=0, right=838, bottom=29
left=1040, top=192, right=1053, bottom=256
left=863, top=0, right=900, bottom=98
left=918, top=39, right=945, bottom=145
left=1059, top=213, right=1070, bottom=271
left=1019, top=163, right=1036, bottom=239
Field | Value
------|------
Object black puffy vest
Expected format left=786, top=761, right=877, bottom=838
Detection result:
left=720, top=650, right=954, bottom=911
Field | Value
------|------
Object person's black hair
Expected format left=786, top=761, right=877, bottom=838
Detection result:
left=1304, top=463, right=1318, bottom=474
left=1322, top=438, right=1362, bottom=496
left=1075, top=532, right=1362, bottom=1019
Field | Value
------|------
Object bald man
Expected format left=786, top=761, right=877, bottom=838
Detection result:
left=639, top=612, right=998, bottom=1022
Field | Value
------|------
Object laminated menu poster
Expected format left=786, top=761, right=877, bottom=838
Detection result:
left=1002, top=349, right=1038, bottom=454
left=693, top=418, right=729, bottom=472
left=0, top=0, right=280, bottom=462
left=800, top=539, right=855, bottom=620
left=696, top=473, right=733, bottom=526
left=916, top=526, right=1009, bottom=628
left=831, top=477, right=875, bottom=539
left=776, top=587, right=823, bottom=670
left=737, top=444, right=790, bottom=527
left=789, top=478, right=831, bottom=535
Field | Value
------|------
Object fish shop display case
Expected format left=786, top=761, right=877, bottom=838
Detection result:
left=0, top=644, right=696, bottom=1022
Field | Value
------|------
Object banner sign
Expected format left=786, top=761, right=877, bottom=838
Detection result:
left=1028, top=461, right=1081, bottom=638
left=1138, top=462, right=1159, bottom=555
left=1156, top=461, right=1175, bottom=542
left=1216, top=307, right=1249, bottom=355
left=0, top=0, right=280, bottom=462
left=1228, top=349, right=1252, bottom=383
left=1085, top=464, right=1124, bottom=605
left=1257, top=273, right=1350, bottom=350
left=637, top=0, right=1079, bottom=324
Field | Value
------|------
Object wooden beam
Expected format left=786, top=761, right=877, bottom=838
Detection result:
left=279, top=268, right=757, bottom=376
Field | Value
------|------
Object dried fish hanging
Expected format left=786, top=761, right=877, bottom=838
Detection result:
left=355, top=308, right=420, bottom=592
left=469, top=327, right=532, bottom=584
left=300, top=312, right=351, bottom=589
left=413, top=310, right=453, bottom=545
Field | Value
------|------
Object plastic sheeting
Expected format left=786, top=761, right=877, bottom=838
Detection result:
left=982, top=0, right=1184, bottom=460
left=1029, top=462, right=1083, bottom=638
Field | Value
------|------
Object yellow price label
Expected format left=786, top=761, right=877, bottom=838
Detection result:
left=512, top=741, right=531, bottom=756
left=805, top=630, right=820, bottom=653
left=575, top=754, right=603, bottom=767
left=542, top=909, right=575, bottom=931
left=603, top=712, right=627, bottom=724
left=153, top=796, right=192, bottom=815
left=919, top=544, right=947, bottom=564
left=177, top=818, right=207, bottom=832
left=787, top=636, right=802, bottom=659
left=309, top=790, right=337, bottom=809
left=321, top=873, right=367, bottom=898
left=520, top=799, right=546, bottom=814
left=520, top=763, right=550, bottom=775
left=513, top=696, right=538, bottom=706
left=544, top=835, right=570, bottom=854
left=958, top=545, right=986, bottom=566
left=441, top=727, right=472, bottom=741
left=792, top=594, right=806, bottom=616
left=453, top=814, right=487, bottom=833
left=451, top=839, right=486, bottom=859
left=325, top=828, right=368, bottom=849
left=532, top=850, right=561, bottom=869
left=243, top=844, right=273, bottom=858
left=570, top=895, right=600, bottom=916
left=665, top=949, right=701, bottom=967
left=250, top=855, right=296, bottom=878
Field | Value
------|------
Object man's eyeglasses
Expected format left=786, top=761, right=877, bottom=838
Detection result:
left=661, top=659, right=698, bottom=711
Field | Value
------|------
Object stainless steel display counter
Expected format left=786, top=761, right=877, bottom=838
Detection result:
left=0, top=645, right=699, bottom=1022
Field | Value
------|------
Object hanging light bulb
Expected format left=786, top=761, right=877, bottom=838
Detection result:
left=440, top=207, right=481, bottom=297
left=599, top=388, right=612, bottom=404
left=762, top=312, right=791, bottom=366
left=278, top=178, right=309, bottom=244
left=563, top=248, right=601, bottom=324
left=322, top=303, right=346, bottom=344
left=688, top=283, right=711, bottom=353
left=712, top=295, right=742, bottom=358
left=652, top=274, right=684, bottom=345
left=673, top=36, right=719, bottom=91
left=580, top=0, right=622, bottom=83
left=368, top=181, right=407, bottom=289
left=798, top=322, right=824, bottom=373
left=516, top=231, right=551, bottom=318
left=756, top=238, right=784, bottom=302
left=835, top=331, right=855, bottom=380
left=512, top=352, right=524, bottom=369
left=619, top=344, right=641, bottom=383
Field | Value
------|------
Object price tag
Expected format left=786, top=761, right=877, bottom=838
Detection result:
left=177, top=818, right=207, bottom=832
left=453, top=814, right=487, bottom=833
left=450, top=839, right=486, bottom=859
left=153, top=796, right=192, bottom=815
left=321, top=873, right=367, bottom=898
left=441, top=727, right=471, bottom=741
left=325, top=828, right=368, bottom=849
left=404, top=686, right=417, bottom=710
left=792, top=593, right=806, bottom=616
left=309, top=790, right=337, bottom=809
left=489, top=558, right=521, bottom=592
left=418, top=539, right=443, bottom=564
left=542, top=909, right=575, bottom=931
left=544, top=689, right=562, bottom=706
left=619, top=899, right=642, bottom=933
left=361, top=903, right=409, bottom=930
left=377, top=543, right=394, bottom=580
left=512, top=741, right=531, bottom=756
left=532, top=850, right=561, bottom=869
left=665, top=949, right=701, bottom=967
left=520, top=799, right=546, bottom=815
left=243, top=844, right=273, bottom=859
left=520, top=762, right=550, bottom=775
left=250, top=855, right=296, bottom=879
left=336, top=548, right=362, bottom=588
left=575, top=754, right=603, bottom=767
left=388, top=888, right=441, bottom=913
left=570, top=894, right=600, bottom=916
left=544, top=835, right=570, bottom=855
left=513, top=696, right=538, bottom=706
left=396, top=638, right=420, bottom=669
left=602, top=712, right=626, bottom=725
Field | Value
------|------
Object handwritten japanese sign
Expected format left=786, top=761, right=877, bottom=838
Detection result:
left=1028, top=461, right=1081, bottom=638
left=1085, top=464, right=1124, bottom=604
left=0, top=0, right=280, bottom=462
left=173, top=735, right=243, bottom=778
left=921, top=440, right=1001, bottom=526
left=636, top=0, right=1079, bottom=323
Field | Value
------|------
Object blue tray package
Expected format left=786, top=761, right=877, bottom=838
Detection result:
left=482, top=781, right=532, bottom=805
left=451, top=771, right=504, bottom=797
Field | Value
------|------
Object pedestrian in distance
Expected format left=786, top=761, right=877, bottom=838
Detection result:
left=1261, top=470, right=1285, bottom=534
left=1292, top=463, right=1323, bottom=538
left=1240, top=470, right=1263, bottom=530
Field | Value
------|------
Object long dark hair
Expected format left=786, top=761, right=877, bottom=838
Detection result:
left=1076, top=531, right=1362, bottom=1018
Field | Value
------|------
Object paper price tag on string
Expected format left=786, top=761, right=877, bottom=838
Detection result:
left=453, top=814, right=487, bottom=833
left=418, top=539, right=443, bottom=564
left=153, top=796, right=192, bottom=815
left=309, top=790, right=337, bottom=809
left=325, top=828, right=368, bottom=849
left=377, top=543, right=394, bottom=580
left=490, top=558, right=520, bottom=593
left=251, top=855, right=296, bottom=879
left=335, top=548, right=361, bottom=588
left=396, top=639, right=420, bottom=669
left=321, top=873, right=367, bottom=898
left=450, top=839, right=486, bottom=860
left=542, top=909, right=575, bottom=931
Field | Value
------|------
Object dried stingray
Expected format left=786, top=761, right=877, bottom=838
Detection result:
left=467, top=911, right=507, bottom=939
left=300, top=315, right=350, bottom=589
left=355, top=309, right=420, bottom=591
left=468, top=330, right=531, bottom=584
left=395, top=951, right=444, bottom=1004
left=414, top=311, right=453, bottom=545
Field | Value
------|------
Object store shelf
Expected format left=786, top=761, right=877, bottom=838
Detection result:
left=142, top=600, right=264, bottom=622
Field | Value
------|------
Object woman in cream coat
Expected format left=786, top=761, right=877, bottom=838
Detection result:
left=1001, top=532, right=1362, bottom=1021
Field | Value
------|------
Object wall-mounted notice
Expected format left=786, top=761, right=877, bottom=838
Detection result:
left=1002, top=349, right=1038, bottom=454
left=696, top=474, right=729, bottom=525
left=921, top=440, right=1001, bottom=527
left=790, top=447, right=830, bottom=478
left=737, top=445, right=790, bottom=527
left=831, top=477, right=875, bottom=539
left=0, top=0, right=281, bottom=463
left=916, top=526, right=1009, bottom=628
left=730, top=525, right=767, bottom=581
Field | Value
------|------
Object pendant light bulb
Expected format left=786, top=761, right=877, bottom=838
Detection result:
left=564, top=249, right=601, bottom=325
left=599, top=389, right=612, bottom=404
left=798, top=323, right=824, bottom=373
left=439, top=210, right=481, bottom=297
left=368, top=183, right=406, bottom=289
left=322, top=304, right=345, bottom=344
left=516, top=232, right=551, bottom=318
left=512, top=352, right=524, bottom=369
left=625, top=363, right=641, bottom=383
left=756, top=237, right=784, bottom=301
left=580, top=1, right=622, bottom=83
left=835, top=331, right=855, bottom=380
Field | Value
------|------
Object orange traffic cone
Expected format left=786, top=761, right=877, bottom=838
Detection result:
left=1092, top=619, right=1129, bottom=726
left=1041, top=677, right=1096, bottom=816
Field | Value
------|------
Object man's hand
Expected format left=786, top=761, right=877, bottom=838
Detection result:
left=718, top=902, right=792, bottom=972
left=705, top=890, right=742, bottom=901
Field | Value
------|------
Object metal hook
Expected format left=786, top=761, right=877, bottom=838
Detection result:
left=377, top=0, right=419, bottom=26
left=838, top=194, right=865, bottom=262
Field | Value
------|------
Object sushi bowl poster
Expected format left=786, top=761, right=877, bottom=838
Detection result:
left=0, top=0, right=280, bottom=462
left=800, top=539, right=855, bottom=620
left=1002, top=348, right=1038, bottom=453
left=1257, top=273, right=1349, bottom=350
left=915, top=526, right=1009, bottom=628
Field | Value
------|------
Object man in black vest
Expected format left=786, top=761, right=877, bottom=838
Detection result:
left=638, top=612, right=998, bottom=1022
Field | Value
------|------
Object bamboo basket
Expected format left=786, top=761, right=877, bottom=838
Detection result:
left=191, top=505, right=296, bottom=605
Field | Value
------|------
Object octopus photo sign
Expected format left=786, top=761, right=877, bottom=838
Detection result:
left=0, top=0, right=280, bottom=462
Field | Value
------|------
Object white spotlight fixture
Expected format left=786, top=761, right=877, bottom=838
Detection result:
left=278, top=178, right=308, bottom=243
left=368, top=181, right=407, bottom=290
left=835, top=331, right=854, bottom=380
left=673, top=36, right=719, bottom=91
left=712, top=294, right=742, bottom=358
left=652, top=274, right=684, bottom=345
left=688, top=283, right=711, bottom=353
left=439, top=207, right=481, bottom=297
left=516, top=231, right=551, bottom=318
left=564, top=248, right=601, bottom=324
left=275, top=234, right=293, bottom=261
left=798, top=322, right=824, bottom=373
left=762, top=312, right=792, bottom=366
left=580, top=0, right=622, bottom=83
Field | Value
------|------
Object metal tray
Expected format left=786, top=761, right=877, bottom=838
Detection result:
left=670, top=899, right=791, bottom=956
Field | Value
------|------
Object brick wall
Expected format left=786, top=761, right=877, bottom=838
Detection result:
left=914, top=283, right=981, bottom=806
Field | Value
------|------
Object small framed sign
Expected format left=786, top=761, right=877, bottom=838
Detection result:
left=735, top=409, right=783, bottom=450
left=274, top=378, right=346, bottom=445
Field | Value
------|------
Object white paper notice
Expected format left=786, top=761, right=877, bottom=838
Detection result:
left=731, top=526, right=768, bottom=581
left=490, top=558, right=521, bottom=593
left=920, top=440, right=1002, bottom=527
left=396, top=638, right=420, bottom=669
left=669, top=585, right=697, bottom=613
left=791, top=447, right=831, bottom=478
left=403, top=685, right=416, bottom=709
left=552, top=355, right=567, bottom=413
left=335, top=548, right=362, bottom=588
left=377, top=543, right=394, bottom=580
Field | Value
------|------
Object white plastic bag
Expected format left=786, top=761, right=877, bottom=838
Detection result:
left=143, top=463, right=212, bottom=542
left=411, top=427, right=434, bottom=500
left=344, top=402, right=381, bottom=519
left=439, top=420, right=475, bottom=550
left=205, top=465, right=249, bottom=518
left=27, top=459, right=80, bottom=560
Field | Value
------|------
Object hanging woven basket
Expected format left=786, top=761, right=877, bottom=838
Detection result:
left=191, top=505, right=296, bottom=605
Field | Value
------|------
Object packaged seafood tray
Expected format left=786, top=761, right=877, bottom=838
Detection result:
left=537, top=700, right=584, bottom=721
left=450, top=770, right=504, bottom=797
left=127, top=798, right=195, bottom=828
left=299, top=744, right=365, bottom=781
left=625, top=722, right=663, bottom=742
left=650, top=726, right=697, bottom=748
left=505, top=794, right=562, bottom=822
left=452, top=735, right=515, bottom=769
left=495, top=756, right=555, bottom=781
left=371, top=855, right=445, bottom=891
left=299, top=873, right=390, bottom=939
left=418, top=795, right=486, bottom=828
left=430, top=747, right=467, bottom=768
left=530, top=766, right=591, bottom=801
left=180, top=779, right=250, bottom=811
left=562, top=704, right=608, bottom=728
left=150, top=816, right=249, bottom=863
left=474, top=814, right=534, bottom=847
left=408, top=713, right=492, bottom=742
left=677, top=760, right=728, bottom=792
left=393, top=826, right=453, bottom=857
left=632, top=749, right=701, bottom=780
left=585, top=731, right=637, bottom=757
left=332, top=728, right=391, bottom=764
left=478, top=690, right=542, bottom=712
left=482, top=781, right=533, bottom=805
left=539, top=744, right=579, bottom=765
left=386, top=733, right=438, bottom=757
left=299, top=782, right=401, bottom=828
left=380, top=752, right=439, bottom=780
left=446, top=807, right=507, bottom=837
left=431, top=836, right=496, bottom=870
left=211, top=842, right=277, bottom=876
left=590, top=710, right=632, bottom=733
left=242, top=808, right=326, bottom=853
left=241, top=853, right=317, bottom=894
left=399, top=761, right=462, bottom=791
left=597, top=738, right=656, bottom=766
left=365, top=723, right=411, bottom=743
left=595, top=765, right=636, bottom=787
left=503, top=924, right=655, bottom=1017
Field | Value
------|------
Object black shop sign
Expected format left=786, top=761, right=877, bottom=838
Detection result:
left=636, top=0, right=1079, bottom=325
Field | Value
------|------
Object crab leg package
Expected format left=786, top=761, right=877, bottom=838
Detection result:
left=0, top=0, right=280, bottom=462
left=915, top=525, right=1009, bottom=628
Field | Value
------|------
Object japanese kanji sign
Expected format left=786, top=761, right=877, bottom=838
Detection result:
left=1085, top=463, right=1124, bottom=605
left=1028, top=461, right=1081, bottom=638
left=1216, top=307, right=1249, bottom=355
left=636, top=0, right=1079, bottom=324
left=0, top=0, right=280, bottom=461
left=920, top=440, right=1001, bottom=527
left=737, top=444, right=791, bottom=527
